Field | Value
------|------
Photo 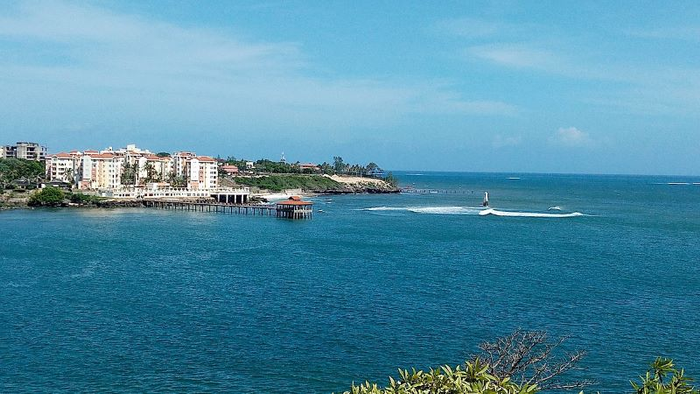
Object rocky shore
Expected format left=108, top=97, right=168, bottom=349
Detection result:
left=322, top=175, right=399, bottom=194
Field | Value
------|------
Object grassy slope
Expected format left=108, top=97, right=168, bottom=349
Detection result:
left=233, top=175, right=343, bottom=192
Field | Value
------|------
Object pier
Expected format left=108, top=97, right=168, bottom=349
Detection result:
left=143, top=196, right=313, bottom=219
left=400, top=187, right=477, bottom=194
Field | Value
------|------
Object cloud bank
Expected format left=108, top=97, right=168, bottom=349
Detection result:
left=0, top=1, right=516, bottom=148
left=550, top=127, right=593, bottom=147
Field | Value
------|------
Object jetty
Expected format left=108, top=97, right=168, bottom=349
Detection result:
left=143, top=195, right=313, bottom=219
left=400, top=187, right=477, bottom=195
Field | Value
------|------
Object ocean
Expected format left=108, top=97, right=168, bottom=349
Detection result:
left=1, top=172, right=699, bottom=393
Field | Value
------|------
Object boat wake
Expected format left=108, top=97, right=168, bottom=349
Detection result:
left=363, top=206, right=586, bottom=218
left=362, top=206, right=482, bottom=215
left=479, top=208, right=584, bottom=218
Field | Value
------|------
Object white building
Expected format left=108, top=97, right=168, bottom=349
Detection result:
left=1, top=142, right=47, bottom=161
left=80, top=153, right=124, bottom=190
left=44, top=144, right=218, bottom=192
left=46, top=151, right=83, bottom=184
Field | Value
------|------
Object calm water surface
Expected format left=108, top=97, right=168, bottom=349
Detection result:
left=1, top=172, right=699, bottom=393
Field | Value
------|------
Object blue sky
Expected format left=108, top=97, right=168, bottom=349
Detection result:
left=1, top=0, right=699, bottom=174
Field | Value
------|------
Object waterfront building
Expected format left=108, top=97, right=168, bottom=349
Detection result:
left=45, top=151, right=83, bottom=184
left=44, top=144, right=219, bottom=192
left=1, top=141, right=47, bottom=161
left=299, top=163, right=320, bottom=172
left=276, top=196, right=313, bottom=219
left=80, top=152, right=123, bottom=190
left=221, top=165, right=239, bottom=175
left=182, top=156, right=218, bottom=190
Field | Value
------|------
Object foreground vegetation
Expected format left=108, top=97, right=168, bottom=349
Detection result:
left=341, top=330, right=697, bottom=394
left=27, top=187, right=104, bottom=207
left=0, top=158, right=45, bottom=190
left=233, top=174, right=343, bottom=192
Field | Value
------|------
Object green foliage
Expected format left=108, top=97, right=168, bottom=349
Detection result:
left=342, top=359, right=538, bottom=394
left=0, top=158, right=45, bottom=187
left=143, top=163, right=160, bottom=183
left=234, top=175, right=342, bottom=192
left=156, top=152, right=171, bottom=157
left=383, top=172, right=399, bottom=187
left=631, top=358, right=698, bottom=394
left=253, top=159, right=300, bottom=174
left=341, top=355, right=697, bottom=394
left=333, top=156, right=347, bottom=174
left=69, top=193, right=103, bottom=205
left=28, top=186, right=65, bottom=206
left=121, top=161, right=137, bottom=185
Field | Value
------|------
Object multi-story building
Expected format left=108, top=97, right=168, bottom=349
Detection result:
left=46, top=151, right=83, bottom=183
left=44, top=144, right=218, bottom=191
left=80, top=153, right=123, bottom=190
left=193, top=156, right=218, bottom=190
left=1, top=142, right=47, bottom=161
left=139, top=155, right=173, bottom=183
left=172, top=151, right=196, bottom=179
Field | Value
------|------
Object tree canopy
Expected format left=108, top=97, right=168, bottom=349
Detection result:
left=28, top=186, right=65, bottom=206
left=0, top=158, right=45, bottom=187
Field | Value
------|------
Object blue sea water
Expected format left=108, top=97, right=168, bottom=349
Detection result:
left=1, top=172, right=699, bottom=393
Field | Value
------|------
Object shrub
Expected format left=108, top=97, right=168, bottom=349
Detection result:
left=69, top=193, right=103, bottom=205
left=631, top=357, right=698, bottom=394
left=342, top=359, right=537, bottom=394
left=28, top=186, right=65, bottom=207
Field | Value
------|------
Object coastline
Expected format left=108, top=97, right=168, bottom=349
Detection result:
left=1, top=176, right=399, bottom=210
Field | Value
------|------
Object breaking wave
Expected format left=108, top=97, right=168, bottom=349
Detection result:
left=362, top=206, right=482, bottom=215
left=478, top=208, right=584, bottom=218
left=363, top=206, right=587, bottom=218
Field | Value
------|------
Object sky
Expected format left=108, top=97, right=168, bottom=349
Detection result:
left=1, top=0, right=699, bottom=175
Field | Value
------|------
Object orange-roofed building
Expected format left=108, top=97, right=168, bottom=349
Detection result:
left=276, top=196, right=313, bottom=219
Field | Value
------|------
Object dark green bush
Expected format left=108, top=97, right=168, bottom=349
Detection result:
left=28, top=186, right=65, bottom=207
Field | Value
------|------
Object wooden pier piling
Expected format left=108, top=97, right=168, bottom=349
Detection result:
left=143, top=199, right=308, bottom=219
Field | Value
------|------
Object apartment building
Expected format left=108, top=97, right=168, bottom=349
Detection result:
left=1, top=142, right=47, bottom=161
left=44, top=144, right=218, bottom=191
left=45, top=151, right=83, bottom=183
left=80, top=153, right=123, bottom=190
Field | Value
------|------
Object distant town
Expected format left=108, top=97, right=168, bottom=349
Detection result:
left=0, top=141, right=395, bottom=204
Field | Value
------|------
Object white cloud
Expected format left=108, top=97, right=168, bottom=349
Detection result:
left=550, top=127, right=593, bottom=147
left=0, top=1, right=518, bottom=143
left=465, top=42, right=700, bottom=116
left=492, top=134, right=522, bottom=148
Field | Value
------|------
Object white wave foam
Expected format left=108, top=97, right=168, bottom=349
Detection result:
left=478, top=208, right=584, bottom=218
left=362, top=206, right=481, bottom=215
left=548, top=206, right=562, bottom=211
left=363, top=206, right=409, bottom=211
left=407, top=206, right=481, bottom=215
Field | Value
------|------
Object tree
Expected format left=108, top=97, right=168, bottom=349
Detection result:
left=342, top=359, right=537, bottom=394
left=143, top=163, right=158, bottom=183
left=120, top=161, right=140, bottom=185
left=333, top=156, right=346, bottom=174
left=631, top=358, right=698, bottom=394
left=156, top=152, right=171, bottom=157
left=472, top=329, right=592, bottom=391
left=339, top=330, right=697, bottom=393
left=0, top=158, right=45, bottom=188
left=383, top=172, right=398, bottom=187
left=28, top=186, right=65, bottom=207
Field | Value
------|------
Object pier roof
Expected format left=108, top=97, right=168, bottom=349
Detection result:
left=276, top=200, right=313, bottom=206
